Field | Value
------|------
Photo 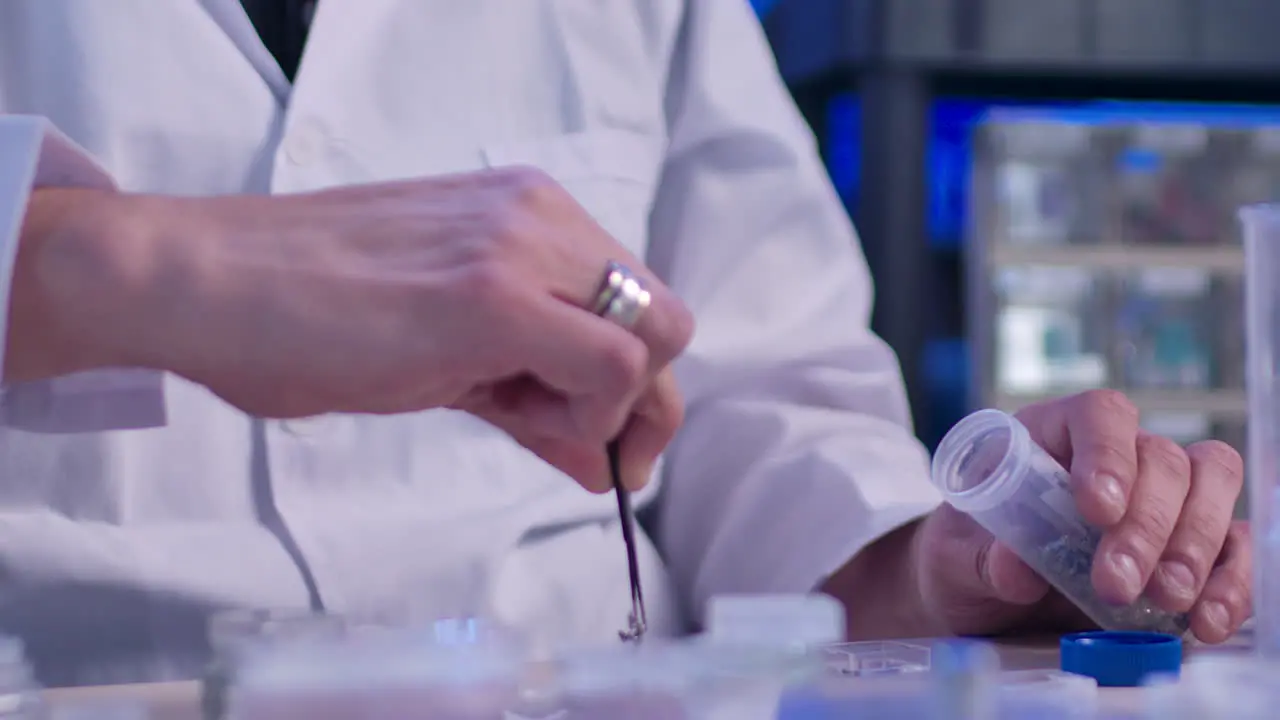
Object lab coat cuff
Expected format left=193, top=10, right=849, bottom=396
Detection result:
left=0, top=116, right=166, bottom=432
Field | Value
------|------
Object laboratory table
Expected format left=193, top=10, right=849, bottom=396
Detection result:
left=40, top=632, right=1256, bottom=719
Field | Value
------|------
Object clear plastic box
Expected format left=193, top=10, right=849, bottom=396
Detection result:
left=779, top=641, right=1097, bottom=720
left=824, top=641, right=932, bottom=677
left=203, top=609, right=348, bottom=720
left=932, top=408, right=1189, bottom=636
left=546, top=642, right=822, bottom=720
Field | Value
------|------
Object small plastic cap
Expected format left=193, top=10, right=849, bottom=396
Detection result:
left=1060, top=631, right=1182, bottom=687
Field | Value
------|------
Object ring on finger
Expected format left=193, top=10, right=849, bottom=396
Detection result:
left=592, top=261, right=651, bottom=330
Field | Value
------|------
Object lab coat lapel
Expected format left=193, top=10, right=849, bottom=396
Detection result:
left=194, top=0, right=292, bottom=102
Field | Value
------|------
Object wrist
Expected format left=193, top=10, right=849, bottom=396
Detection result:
left=6, top=188, right=194, bottom=381
left=821, top=518, right=948, bottom=639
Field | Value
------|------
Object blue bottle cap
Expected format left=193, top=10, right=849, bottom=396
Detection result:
left=1060, top=631, right=1182, bottom=687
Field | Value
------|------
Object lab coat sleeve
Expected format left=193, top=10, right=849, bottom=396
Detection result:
left=649, top=1, right=943, bottom=621
left=0, top=115, right=166, bottom=432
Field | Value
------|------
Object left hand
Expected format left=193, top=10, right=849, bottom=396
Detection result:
left=915, top=390, right=1251, bottom=643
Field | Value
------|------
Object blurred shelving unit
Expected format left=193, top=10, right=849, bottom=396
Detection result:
left=763, top=0, right=1280, bottom=470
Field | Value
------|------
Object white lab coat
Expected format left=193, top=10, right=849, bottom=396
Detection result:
left=0, top=0, right=941, bottom=686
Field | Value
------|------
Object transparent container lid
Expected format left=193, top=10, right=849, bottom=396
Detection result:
left=824, top=641, right=932, bottom=677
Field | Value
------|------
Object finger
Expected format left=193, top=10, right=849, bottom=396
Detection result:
left=501, top=292, right=651, bottom=443
left=1019, top=390, right=1141, bottom=527
left=451, top=383, right=614, bottom=493
left=615, top=368, right=684, bottom=490
left=551, top=224, right=695, bottom=373
left=1146, top=440, right=1241, bottom=613
left=1092, top=434, right=1191, bottom=605
left=1190, top=521, right=1251, bottom=643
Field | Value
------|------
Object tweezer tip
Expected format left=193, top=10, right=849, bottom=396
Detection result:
left=618, top=613, right=647, bottom=643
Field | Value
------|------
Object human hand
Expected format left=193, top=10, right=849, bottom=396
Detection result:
left=64, top=170, right=693, bottom=491
left=915, top=390, right=1250, bottom=643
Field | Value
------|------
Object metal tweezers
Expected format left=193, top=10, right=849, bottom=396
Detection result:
left=608, top=441, right=648, bottom=643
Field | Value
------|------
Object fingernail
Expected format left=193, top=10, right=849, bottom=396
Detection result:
left=1106, top=551, right=1144, bottom=599
left=1201, top=601, right=1230, bottom=635
left=1157, top=561, right=1197, bottom=601
left=1091, top=473, right=1126, bottom=514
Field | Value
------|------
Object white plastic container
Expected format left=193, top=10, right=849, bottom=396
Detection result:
left=1142, top=653, right=1280, bottom=719
left=932, top=408, right=1188, bottom=635
left=1244, top=204, right=1280, bottom=658
left=225, top=618, right=527, bottom=720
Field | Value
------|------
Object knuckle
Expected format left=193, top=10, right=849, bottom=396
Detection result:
left=504, top=165, right=564, bottom=207
left=1167, top=523, right=1220, bottom=572
left=455, top=259, right=515, bottom=306
left=1080, top=389, right=1139, bottom=421
left=1123, top=504, right=1181, bottom=558
left=1137, top=434, right=1192, bottom=484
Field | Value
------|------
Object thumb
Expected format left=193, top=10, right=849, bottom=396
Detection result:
left=981, top=540, right=1052, bottom=606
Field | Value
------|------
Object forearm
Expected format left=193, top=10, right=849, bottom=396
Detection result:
left=820, top=519, right=947, bottom=640
left=5, top=188, right=186, bottom=383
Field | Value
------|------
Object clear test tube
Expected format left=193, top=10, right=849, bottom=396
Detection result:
left=931, top=409, right=1188, bottom=635
left=1243, top=204, right=1280, bottom=658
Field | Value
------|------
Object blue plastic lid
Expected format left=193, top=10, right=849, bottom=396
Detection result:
left=1060, top=631, right=1182, bottom=687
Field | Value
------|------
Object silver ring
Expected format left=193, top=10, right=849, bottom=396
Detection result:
left=592, top=261, right=651, bottom=330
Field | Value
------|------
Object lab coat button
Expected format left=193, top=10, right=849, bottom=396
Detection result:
left=284, top=123, right=324, bottom=165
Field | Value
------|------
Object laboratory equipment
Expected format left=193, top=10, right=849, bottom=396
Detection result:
left=1058, top=631, right=1181, bottom=687
left=1115, top=123, right=1227, bottom=248
left=1244, top=204, right=1280, bottom=658
left=992, top=266, right=1110, bottom=397
left=203, top=609, right=347, bottom=720
left=594, top=262, right=651, bottom=644
left=0, top=637, right=41, bottom=719
left=932, top=408, right=1189, bottom=636
left=607, top=441, right=646, bottom=643
left=997, top=669, right=1098, bottom=720
left=1116, top=268, right=1215, bottom=390
left=548, top=641, right=822, bottom=720
left=930, top=640, right=1001, bottom=720
left=977, top=118, right=1104, bottom=246
left=970, top=106, right=1261, bottom=468
left=1142, top=653, right=1280, bottom=719
left=49, top=702, right=149, bottom=720
left=825, top=641, right=932, bottom=677
left=225, top=617, right=528, bottom=720
left=778, top=640, right=1097, bottom=720
left=704, top=594, right=845, bottom=653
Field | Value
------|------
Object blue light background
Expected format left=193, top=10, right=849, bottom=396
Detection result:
left=825, top=97, right=1280, bottom=443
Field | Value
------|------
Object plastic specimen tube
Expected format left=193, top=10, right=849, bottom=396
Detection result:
left=931, top=409, right=1188, bottom=636
left=1244, top=205, right=1280, bottom=658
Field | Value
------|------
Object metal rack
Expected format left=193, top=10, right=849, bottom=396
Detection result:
left=763, top=0, right=1280, bottom=446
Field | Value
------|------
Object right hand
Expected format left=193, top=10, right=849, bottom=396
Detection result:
left=20, top=169, right=694, bottom=492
